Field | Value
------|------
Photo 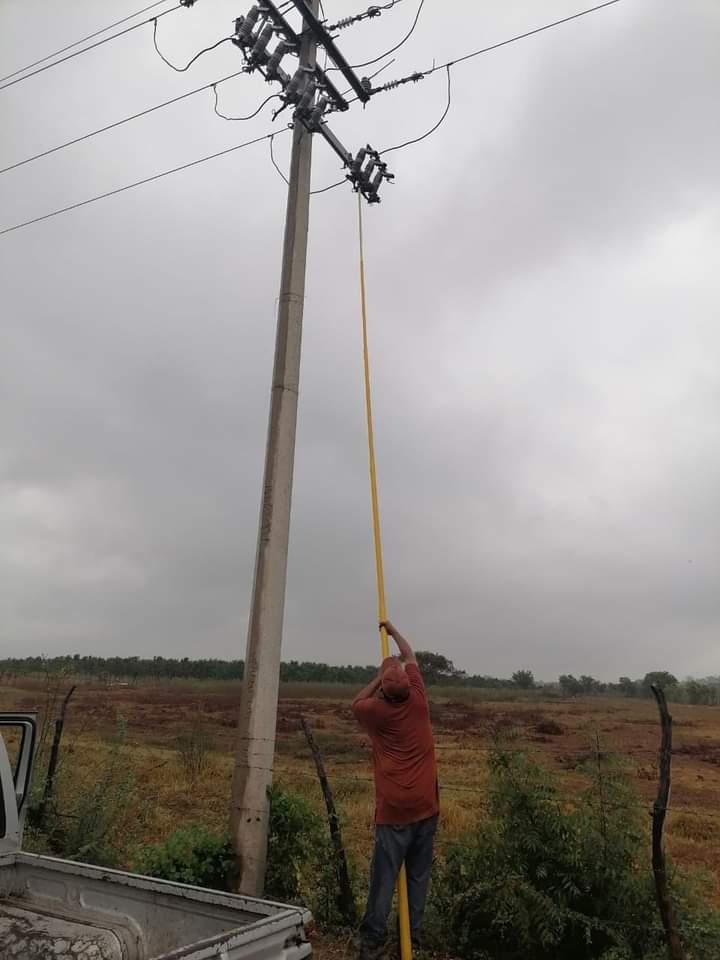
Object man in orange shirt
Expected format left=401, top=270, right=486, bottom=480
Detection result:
left=352, top=620, right=439, bottom=959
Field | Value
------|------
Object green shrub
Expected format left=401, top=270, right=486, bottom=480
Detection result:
left=133, top=823, right=235, bottom=890
left=426, top=745, right=720, bottom=960
left=130, top=785, right=323, bottom=899
left=265, top=783, right=323, bottom=902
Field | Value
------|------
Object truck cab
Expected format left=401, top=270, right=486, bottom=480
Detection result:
left=0, top=713, right=35, bottom=857
left=0, top=713, right=312, bottom=960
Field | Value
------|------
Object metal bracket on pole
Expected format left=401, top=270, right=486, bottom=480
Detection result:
left=287, top=0, right=371, bottom=104
left=347, top=144, right=394, bottom=204
left=234, top=2, right=350, bottom=113
left=293, top=120, right=393, bottom=203
left=233, top=1, right=396, bottom=202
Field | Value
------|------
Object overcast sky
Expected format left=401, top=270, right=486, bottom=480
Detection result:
left=1, top=0, right=718, bottom=680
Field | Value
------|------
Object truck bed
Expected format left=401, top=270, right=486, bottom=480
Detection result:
left=0, top=851, right=312, bottom=960
left=0, top=897, right=127, bottom=959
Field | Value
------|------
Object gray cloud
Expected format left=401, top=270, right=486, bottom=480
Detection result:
left=1, top=0, right=719, bottom=680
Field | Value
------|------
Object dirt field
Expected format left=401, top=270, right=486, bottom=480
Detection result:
left=2, top=677, right=719, bottom=916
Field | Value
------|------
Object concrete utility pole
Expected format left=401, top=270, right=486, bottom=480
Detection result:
left=231, top=0, right=319, bottom=898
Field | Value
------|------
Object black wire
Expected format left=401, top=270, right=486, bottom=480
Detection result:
left=311, top=179, right=347, bottom=196
left=0, top=0, right=624, bottom=217
left=269, top=134, right=290, bottom=185
left=0, top=5, right=182, bottom=93
left=269, top=135, right=346, bottom=196
left=351, top=0, right=622, bottom=108
left=423, top=0, right=622, bottom=78
left=212, top=87, right=280, bottom=121
left=326, top=0, right=405, bottom=32
left=381, top=64, right=451, bottom=155
left=336, top=58, right=396, bottom=104
left=367, top=57, right=397, bottom=82
left=152, top=20, right=232, bottom=72
left=0, top=71, right=245, bottom=176
left=0, top=0, right=174, bottom=85
left=348, top=0, right=425, bottom=71
left=0, top=130, right=286, bottom=237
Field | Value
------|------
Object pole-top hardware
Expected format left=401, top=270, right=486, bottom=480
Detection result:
left=348, top=146, right=393, bottom=204
left=231, top=1, right=396, bottom=202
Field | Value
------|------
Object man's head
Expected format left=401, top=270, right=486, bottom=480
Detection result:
left=380, top=656, right=410, bottom=702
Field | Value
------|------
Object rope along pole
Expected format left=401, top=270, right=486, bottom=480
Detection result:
left=357, top=193, right=413, bottom=960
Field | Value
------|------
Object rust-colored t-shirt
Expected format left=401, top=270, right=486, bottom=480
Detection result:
left=352, top=663, right=439, bottom=825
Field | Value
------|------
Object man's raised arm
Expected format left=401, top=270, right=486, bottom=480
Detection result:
left=381, top=620, right=417, bottom=665
left=352, top=671, right=382, bottom=712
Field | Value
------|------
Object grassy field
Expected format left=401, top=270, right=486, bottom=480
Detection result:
left=2, top=676, right=720, bottom=952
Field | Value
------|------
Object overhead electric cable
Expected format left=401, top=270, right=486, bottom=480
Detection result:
left=0, top=0, right=175, bottom=85
left=152, top=20, right=233, bottom=72
left=422, top=0, right=621, bottom=77
left=0, top=130, right=286, bottom=237
left=380, top=64, right=451, bottom=155
left=336, top=58, right=396, bottom=103
left=269, top=134, right=289, bottom=185
left=326, top=0, right=405, bottom=32
left=268, top=134, right=347, bottom=195
left=310, top=179, right=346, bottom=195
left=347, top=0, right=425, bottom=70
left=0, top=4, right=183, bottom=92
left=0, top=70, right=246, bottom=176
left=341, top=0, right=622, bottom=109
left=0, top=0, right=625, bottom=220
left=213, top=87, right=280, bottom=121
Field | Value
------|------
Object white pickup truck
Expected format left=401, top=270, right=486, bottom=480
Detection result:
left=0, top=713, right=312, bottom=960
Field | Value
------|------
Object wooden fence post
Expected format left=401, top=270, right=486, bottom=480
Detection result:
left=39, top=684, right=76, bottom=824
left=650, top=684, right=686, bottom=960
left=300, top=716, right=357, bottom=926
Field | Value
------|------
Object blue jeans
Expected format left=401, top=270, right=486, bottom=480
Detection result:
left=360, top=815, right=438, bottom=947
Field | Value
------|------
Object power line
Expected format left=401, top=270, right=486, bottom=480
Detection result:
left=0, top=71, right=246, bottom=176
left=0, top=130, right=286, bottom=237
left=348, top=0, right=425, bottom=70
left=349, top=1, right=623, bottom=161
left=269, top=134, right=289, bottom=185
left=423, top=0, right=622, bottom=78
left=342, top=0, right=622, bottom=111
left=0, top=0, right=175, bottom=86
left=330, top=57, right=400, bottom=103
left=0, top=4, right=183, bottom=93
left=0, top=0, right=626, bottom=221
left=152, top=20, right=233, bottom=72
left=269, top=133, right=347, bottom=196
left=326, top=0, right=406, bottom=33
left=212, top=87, right=280, bottom=121
left=310, top=178, right=346, bottom=196
left=381, top=63, right=451, bottom=155
left=337, top=57, right=397, bottom=101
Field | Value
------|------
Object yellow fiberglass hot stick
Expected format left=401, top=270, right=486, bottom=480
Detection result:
left=357, top=193, right=413, bottom=960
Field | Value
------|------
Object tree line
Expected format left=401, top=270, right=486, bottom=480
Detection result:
left=0, top=651, right=521, bottom=687
left=0, top=653, right=717, bottom=703
left=557, top=670, right=720, bottom=705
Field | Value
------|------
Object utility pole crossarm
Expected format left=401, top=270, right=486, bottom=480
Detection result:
left=288, top=0, right=371, bottom=103
left=248, top=0, right=351, bottom=112
left=232, top=0, right=394, bottom=202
